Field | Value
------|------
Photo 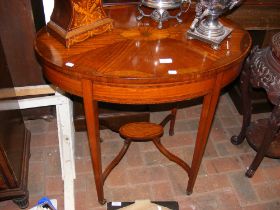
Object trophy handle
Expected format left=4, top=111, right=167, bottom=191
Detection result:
left=190, top=8, right=209, bottom=31
left=229, top=0, right=243, bottom=10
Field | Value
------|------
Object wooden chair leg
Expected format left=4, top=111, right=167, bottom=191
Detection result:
left=246, top=105, right=280, bottom=177
left=55, top=91, right=76, bottom=210
left=231, top=56, right=252, bottom=145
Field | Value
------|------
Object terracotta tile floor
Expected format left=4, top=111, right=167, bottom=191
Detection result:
left=1, top=94, right=280, bottom=210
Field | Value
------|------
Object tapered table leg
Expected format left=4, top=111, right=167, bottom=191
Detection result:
left=82, top=80, right=106, bottom=204
left=187, top=74, right=222, bottom=195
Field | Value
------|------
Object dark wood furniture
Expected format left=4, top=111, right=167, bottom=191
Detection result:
left=227, top=0, right=280, bottom=30
left=0, top=0, right=53, bottom=122
left=0, top=0, right=45, bottom=86
left=226, top=0, right=280, bottom=114
left=231, top=32, right=280, bottom=178
left=0, top=38, right=30, bottom=208
left=34, top=4, right=251, bottom=204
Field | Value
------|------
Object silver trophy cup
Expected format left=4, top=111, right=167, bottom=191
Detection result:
left=137, top=0, right=191, bottom=29
left=187, top=0, right=242, bottom=49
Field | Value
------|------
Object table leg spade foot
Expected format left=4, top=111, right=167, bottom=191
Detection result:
left=245, top=168, right=255, bottom=178
left=169, top=130, right=174, bottom=136
left=99, top=199, right=107, bottom=205
left=186, top=189, right=193, bottom=195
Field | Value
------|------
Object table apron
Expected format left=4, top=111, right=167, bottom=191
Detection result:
left=44, top=67, right=83, bottom=97
left=91, top=79, right=215, bottom=104
left=44, top=65, right=241, bottom=104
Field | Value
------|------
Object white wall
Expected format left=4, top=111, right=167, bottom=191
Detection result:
left=42, top=0, right=54, bottom=23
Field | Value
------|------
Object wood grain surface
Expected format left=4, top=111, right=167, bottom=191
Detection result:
left=35, top=4, right=251, bottom=104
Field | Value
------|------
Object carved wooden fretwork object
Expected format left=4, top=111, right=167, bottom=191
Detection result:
left=249, top=46, right=280, bottom=105
left=272, top=32, right=280, bottom=62
left=231, top=32, right=280, bottom=178
left=47, top=0, right=113, bottom=48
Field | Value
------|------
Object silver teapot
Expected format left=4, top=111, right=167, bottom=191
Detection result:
left=187, top=0, right=242, bottom=49
left=137, top=0, right=191, bottom=29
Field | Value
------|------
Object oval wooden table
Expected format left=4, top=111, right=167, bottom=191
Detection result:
left=34, top=4, right=251, bottom=205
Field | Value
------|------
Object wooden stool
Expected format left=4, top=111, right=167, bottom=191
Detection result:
left=102, top=109, right=190, bottom=186
left=231, top=32, right=280, bottom=177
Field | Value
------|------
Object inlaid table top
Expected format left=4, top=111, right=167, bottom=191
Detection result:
left=35, top=4, right=251, bottom=104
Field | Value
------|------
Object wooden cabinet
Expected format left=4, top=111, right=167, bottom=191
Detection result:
left=0, top=110, right=30, bottom=208
left=0, top=37, right=31, bottom=208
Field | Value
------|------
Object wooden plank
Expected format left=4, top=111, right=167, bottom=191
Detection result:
left=0, top=85, right=56, bottom=99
